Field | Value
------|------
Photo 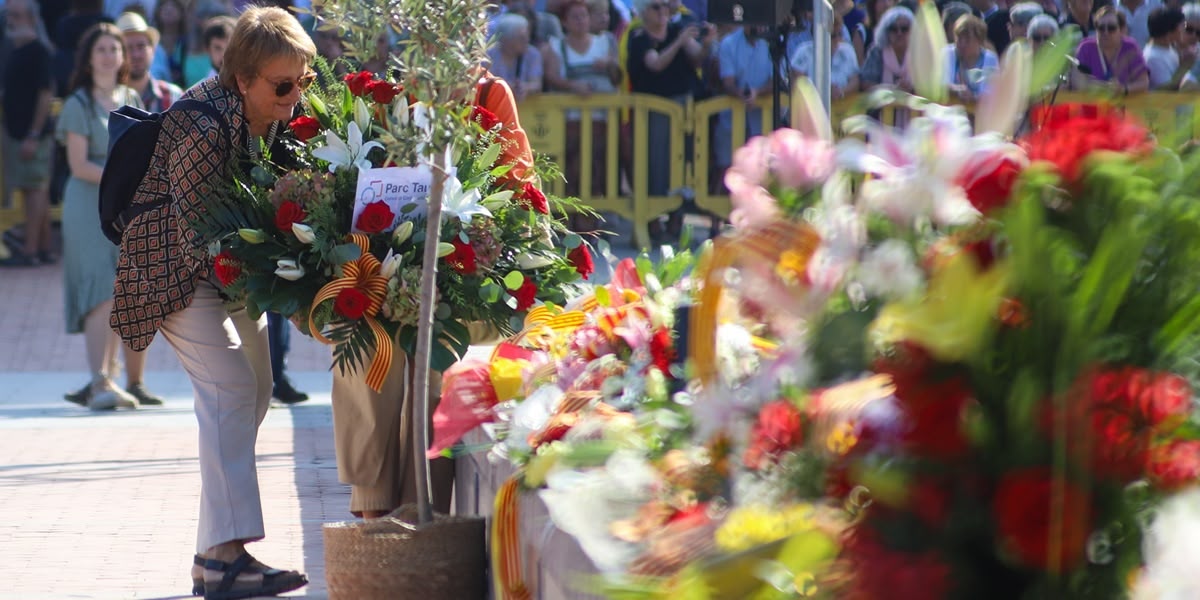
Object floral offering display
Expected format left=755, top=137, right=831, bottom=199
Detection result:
left=195, top=60, right=592, bottom=385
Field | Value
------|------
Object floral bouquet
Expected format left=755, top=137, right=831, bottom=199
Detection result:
left=196, top=61, right=592, bottom=386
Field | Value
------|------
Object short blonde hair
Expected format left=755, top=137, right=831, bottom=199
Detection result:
left=954, top=14, right=988, bottom=42
left=219, top=6, right=316, bottom=90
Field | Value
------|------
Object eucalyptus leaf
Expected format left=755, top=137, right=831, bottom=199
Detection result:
left=563, top=233, right=582, bottom=249
left=479, top=280, right=502, bottom=303
left=503, top=270, right=525, bottom=289
left=330, top=243, right=362, bottom=265
left=401, top=202, right=419, bottom=213
left=435, top=302, right=452, bottom=320
left=595, top=285, right=611, bottom=306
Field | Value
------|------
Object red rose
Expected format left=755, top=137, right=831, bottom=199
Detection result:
left=288, top=115, right=321, bottom=141
left=343, top=70, right=374, bottom=97
left=1089, top=408, right=1150, bottom=480
left=213, top=250, right=241, bottom=286
left=568, top=244, right=594, bottom=280
left=509, top=278, right=538, bottom=311
left=896, top=376, right=973, bottom=459
left=275, top=200, right=307, bottom=232
left=1135, top=371, right=1191, bottom=429
left=446, top=238, right=477, bottom=275
left=368, top=80, right=402, bottom=104
left=355, top=201, right=395, bottom=234
left=334, top=287, right=370, bottom=320
left=1148, top=440, right=1200, bottom=491
left=471, top=105, right=501, bottom=132
left=845, top=529, right=951, bottom=600
left=648, top=327, right=674, bottom=377
left=993, top=467, right=1091, bottom=571
left=743, top=400, right=805, bottom=469
left=517, top=182, right=549, bottom=214
left=1021, top=104, right=1150, bottom=184
left=959, top=152, right=1023, bottom=214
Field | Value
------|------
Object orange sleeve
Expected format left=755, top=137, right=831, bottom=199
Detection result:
left=478, top=77, right=536, bottom=187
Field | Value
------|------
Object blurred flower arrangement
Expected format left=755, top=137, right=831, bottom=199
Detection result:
left=194, top=59, right=591, bottom=381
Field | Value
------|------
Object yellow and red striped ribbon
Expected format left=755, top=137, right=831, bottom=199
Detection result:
left=492, top=477, right=531, bottom=600
left=689, top=221, right=820, bottom=386
left=308, top=234, right=393, bottom=392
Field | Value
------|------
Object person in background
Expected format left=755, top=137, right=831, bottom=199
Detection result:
left=860, top=6, right=913, bottom=92
left=1060, top=0, right=1096, bottom=36
left=488, top=13, right=544, bottom=100
left=1072, top=5, right=1151, bottom=92
left=58, top=23, right=161, bottom=409
left=52, top=0, right=111, bottom=94
left=1007, top=1, right=1044, bottom=45
left=104, top=0, right=153, bottom=19
left=148, top=0, right=185, bottom=85
left=492, top=0, right=564, bottom=49
left=862, top=0, right=896, bottom=49
left=1143, top=5, right=1198, bottom=88
left=1027, top=12, right=1060, bottom=51
left=201, top=14, right=233, bottom=79
left=1, top=0, right=56, bottom=268
left=111, top=8, right=313, bottom=596
left=116, top=11, right=180, bottom=112
left=1180, top=2, right=1200, bottom=80
left=967, top=0, right=1011, bottom=53
left=713, top=25, right=776, bottom=190
left=945, top=15, right=999, bottom=102
left=544, top=0, right=621, bottom=208
left=942, top=1, right=974, bottom=42
left=791, top=13, right=859, bottom=99
left=267, top=314, right=308, bottom=404
left=1120, top=0, right=1162, bottom=47
left=312, top=24, right=349, bottom=79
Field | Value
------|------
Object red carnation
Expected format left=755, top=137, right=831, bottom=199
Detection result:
left=568, top=244, right=594, bottom=280
left=471, top=105, right=501, bottom=132
left=333, top=287, right=370, bottom=320
left=994, top=468, right=1092, bottom=571
left=1148, top=440, right=1200, bottom=491
left=509, top=278, right=538, bottom=311
left=446, top=238, right=478, bottom=275
left=875, top=345, right=973, bottom=459
left=355, top=201, right=395, bottom=234
left=648, top=327, right=674, bottom=377
left=743, top=400, right=805, bottom=470
left=275, top=200, right=307, bottom=232
left=1133, top=370, right=1192, bottom=429
left=368, top=80, right=402, bottom=104
left=213, top=250, right=241, bottom=286
left=288, top=115, right=321, bottom=141
left=1021, top=104, right=1150, bottom=184
left=959, top=151, right=1023, bottom=214
left=343, top=70, right=374, bottom=97
left=517, top=182, right=549, bottom=214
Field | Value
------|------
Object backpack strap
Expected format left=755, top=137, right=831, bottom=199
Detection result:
left=113, top=98, right=230, bottom=234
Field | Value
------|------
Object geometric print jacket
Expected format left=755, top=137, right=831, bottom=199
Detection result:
left=110, top=77, right=250, bottom=351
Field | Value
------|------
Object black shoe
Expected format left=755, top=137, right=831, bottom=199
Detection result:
left=0, top=251, right=38, bottom=267
left=38, top=250, right=59, bottom=265
left=64, top=383, right=90, bottom=407
left=127, top=382, right=165, bottom=406
left=272, top=378, right=309, bottom=405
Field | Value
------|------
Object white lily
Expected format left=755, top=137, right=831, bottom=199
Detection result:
left=353, top=97, right=371, bottom=134
left=441, top=167, right=491, bottom=222
left=412, top=101, right=433, bottom=133
left=392, top=94, right=409, bottom=127
left=790, top=76, right=833, bottom=142
left=311, top=122, right=383, bottom=172
left=975, top=41, right=1031, bottom=137
left=392, top=220, right=414, bottom=245
left=291, top=223, right=316, bottom=244
left=275, top=259, right=305, bottom=281
left=380, top=248, right=402, bottom=279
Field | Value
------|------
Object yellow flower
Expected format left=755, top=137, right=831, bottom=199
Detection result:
left=489, top=358, right=527, bottom=402
left=870, top=252, right=1010, bottom=362
left=775, top=250, right=809, bottom=285
left=715, top=504, right=817, bottom=553
left=825, top=422, right=859, bottom=456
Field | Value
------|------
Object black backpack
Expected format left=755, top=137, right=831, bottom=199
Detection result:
left=99, top=98, right=226, bottom=245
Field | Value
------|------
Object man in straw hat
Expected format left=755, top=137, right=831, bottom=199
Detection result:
left=117, top=11, right=182, bottom=112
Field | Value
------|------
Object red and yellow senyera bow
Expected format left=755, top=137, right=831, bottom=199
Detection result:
left=308, top=233, right=393, bottom=392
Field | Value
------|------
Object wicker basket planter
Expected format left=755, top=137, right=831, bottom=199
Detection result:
left=324, top=505, right=487, bottom=600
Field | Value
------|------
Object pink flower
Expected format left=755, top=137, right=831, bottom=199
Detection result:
left=768, top=128, right=836, bottom=189
left=727, top=135, right=771, bottom=186
left=725, top=172, right=779, bottom=230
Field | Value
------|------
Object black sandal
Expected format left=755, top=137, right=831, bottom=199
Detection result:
left=201, top=552, right=307, bottom=600
left=191, top=555, right=205, bottom=596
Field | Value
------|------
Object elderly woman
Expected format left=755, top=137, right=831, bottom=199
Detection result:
left=1027, top=14, right=1059, bottom=53
left=791, top=13, right=860, bottom=101
left=110, top=7, right=312, bottom=599
left=944, top=15, right=999, bottom=102
left=860, top=6, right=913, bottom=92
left=488, top=12, right=545, bottom=100
left=1007, top=2, right=1045, bottom=44
left=1071, top=5, right=1150, bottom=93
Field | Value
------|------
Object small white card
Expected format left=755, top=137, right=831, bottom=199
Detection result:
left=352, top=166, right=433, bottom=232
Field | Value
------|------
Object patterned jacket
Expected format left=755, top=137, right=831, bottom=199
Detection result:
left=111, top=77, right=250, bottom=351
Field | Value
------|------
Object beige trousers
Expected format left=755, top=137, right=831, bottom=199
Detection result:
left=331, top=351, right=454, bottom=516
left=158, top=281, right=273, bottom=552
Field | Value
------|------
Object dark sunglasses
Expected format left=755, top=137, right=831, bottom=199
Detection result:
left=1097, top=23, right=1120, bottom=33
left=889, top=24, right=910, bottom=33
left=268, top=71, right=317, bottom=97
left=1030, top=33, right=1050, bottom=42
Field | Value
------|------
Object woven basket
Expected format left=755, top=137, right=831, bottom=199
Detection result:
left=324, top=505, right=487, bottom=600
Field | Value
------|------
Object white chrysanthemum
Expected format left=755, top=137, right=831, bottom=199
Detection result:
left=1133, top=487, right=1200, bottom=600
left=857, top=240, right=925, bottom=299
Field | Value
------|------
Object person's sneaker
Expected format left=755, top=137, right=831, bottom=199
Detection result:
left=64, top=383, right=90, bottom=407
left=272, top=378, right=309, bottom=405
left=88, top=380, right=138, bottom=411
left=126, top=382, right=164, bottom=406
